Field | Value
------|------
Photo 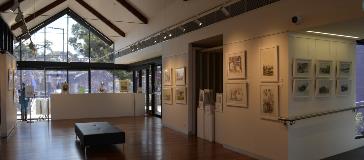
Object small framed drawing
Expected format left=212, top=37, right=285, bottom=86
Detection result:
left=163, top=68, right=172, bottom=86
left=8, top=69, right=14, bottom=90
left=293, top=79, right=312, bottom=97
left=316, top=60, right=333, bottom=78
left=215, top=93, right=223, bottom=112
left=336, top=79, right=351, bottom=96
left=260, top=46, right=279, bottom=82
left=175, top=67, right=186, bottom=85
left=198, top=90, right=205, bottom=108
left=293, top=58, right=312, bottom=78
left=337, top=61, right=352, bottom=78
left=315, top=79, right=333, bottom=97
left=260, top=84, right=279, bottom=120
left=227, top=51, right=246, bottom=79
left=175, top=86, right=187, bottom=104
left=162, top=87, right=173, bottom=104
left=226, top=83, right=248, bottom=107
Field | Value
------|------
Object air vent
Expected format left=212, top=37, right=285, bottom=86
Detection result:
left=115, top=0, right=280, bottom=58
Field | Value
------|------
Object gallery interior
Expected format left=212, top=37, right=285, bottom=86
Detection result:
left=2, top=0, right=364, bottom=159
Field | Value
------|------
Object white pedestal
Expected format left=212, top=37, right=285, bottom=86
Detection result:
left=197, top=105, right=215, bottom=142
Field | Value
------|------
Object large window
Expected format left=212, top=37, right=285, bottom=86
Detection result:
left=91, top=70, right=113, bottom=93
left=21, top=70, right=45, bottom=97
left=46, top=70, right=67, bottom=95
left=69, top=71, right=89, bottom=94
left=90, top=32, right=113, bottom=63
left=114, top=70, right=133, bottom=93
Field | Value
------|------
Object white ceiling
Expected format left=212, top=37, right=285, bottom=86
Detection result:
left=0, top=0, right=178, bottom=41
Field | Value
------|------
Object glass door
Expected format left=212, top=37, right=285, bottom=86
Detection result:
left=154, top=65, right=162, bottom=117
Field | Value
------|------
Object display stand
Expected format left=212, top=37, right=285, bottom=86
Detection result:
left=197, top=105, right=215, bottom=142
left=27, top=97, right=34, bottom=123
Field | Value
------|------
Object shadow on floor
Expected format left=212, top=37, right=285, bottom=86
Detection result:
left=323, top=146, right=364, bottom=160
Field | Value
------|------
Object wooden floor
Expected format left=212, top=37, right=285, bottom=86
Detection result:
left=0, top=116, right=254, bottom=160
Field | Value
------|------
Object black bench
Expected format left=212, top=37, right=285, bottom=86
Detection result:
left=74, top=122, right=125, bottom=157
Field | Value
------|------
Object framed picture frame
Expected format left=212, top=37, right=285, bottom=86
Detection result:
left=315, top=79, right=333, bottom=97
left=198, top=90, right=205, bottom=108
left=260, top=84, right=279, bottom=120
left=337, top=61, right=352, bottom=78
left=260, top=46, right=279, bottom=82
left=293, top=58, right=312, bottom=78
left=227, top=51, right=246, bottom=79
left=175, top=67, right=186, bottom=85
left=226, top=83, right=248, bottom=108
left=293, top=79, right=312, bottom=97
left=162, top=87, right=173, bottom=104
left=215, top=93, right=223, bottom=112
left=316, top=60, right=333, bottom=78
left=8, top=69, right=14, bottom=91
left=175, top=86, right=187, bottom=104
left=163, top=68, right=172, bottom=86
left=336, top=79, right=351, bottom=96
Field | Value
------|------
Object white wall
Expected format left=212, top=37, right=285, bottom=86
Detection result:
left=287, top=33, right=364, bottom=160
left=0, top=53, right=17, bottom=138
left=114, top=0, right=364, bottom=159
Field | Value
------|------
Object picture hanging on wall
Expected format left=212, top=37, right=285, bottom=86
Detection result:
left=175, top=67, right=186, bottom=85
left=215, top=93, right=223, bottom=112
left=163, top=68, right=172, bottom=86
left=260, top=46, right=279, bottom=82
left=336, top=79, right=351, bottom=96
left=337, top=61, right=352, bottom=78
left=293, top=79, right=312, bottom=97
left=293, top=58, right=312, bottom=78
left=8, top=69, right=14, bottom=91
left=260, top=84, right=279, bottom=120
left=162, top=87, right=173, bottom=104
left=198, top=90, right=205, bottom=108
left=227, top=51, right=246, bottom=79
left=226, top=83, right=248, bottom=108
left=316, top=60, right=333, bottom=78
left=175, top=86, right=187, bottom=104
left=315, top=79, right=333, bottom=97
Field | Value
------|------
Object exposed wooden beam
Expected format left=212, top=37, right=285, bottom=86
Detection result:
left=0, top=0, right=25, bottom=12
left=115, top=0, right=148, bottom=24
left=11, top=0, right=66, bottom=30
left=75, top=0, right=126, bottom=37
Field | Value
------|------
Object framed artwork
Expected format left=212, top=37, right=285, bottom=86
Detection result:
left=226, top=83, right=248, bottom=107
left=163, top=68, right=172, bottom=86
left=336, top=79, right=351, bottom=96
left=316, top=60, right=333, bottom=78
left=227, top=51, right=246, bottom=79
left=315, top=79, right=333, bottom=97
left=8, top=69, right=14, bottom=91
left=162, top=87, right=173, bottom=104
left=198, top=90, right=205, bottom=108
left=260, top=84, right=279, bottom=120
left=175, top=67, right=186, bottom=85
left=293, top=79, right=312, bottom=97
left=293, top=58, right=312, bottom=78
left=215, top=93, right=223, bottom=112
left=260, top=46, right=279, bottom=82
left=337, top=61, right=352, bottom=78
left=175, top=86, right=187, bottom=104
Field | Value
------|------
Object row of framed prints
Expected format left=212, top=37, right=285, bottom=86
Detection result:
left=293, top=79, right=351, bottom=97
left=227, top=46, right=280, bottom=82
left=293, top=59, right=352, bottom=78
left=225, top=83, right=280, bottom=119
left=163, top=67, right=186, bottom=86
left=162, top=86, right=187, bottom=105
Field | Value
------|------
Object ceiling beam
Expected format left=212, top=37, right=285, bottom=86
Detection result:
left=75, top=0, right=126, bottom=37
left=11, top=0, right=66, bottom=30
left=0, top=0, right=25, bottom=12
left=115, top=0, right=148, bottom=24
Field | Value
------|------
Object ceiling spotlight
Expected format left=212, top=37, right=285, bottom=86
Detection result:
left=164, top=36, right=167, bottom=39
left=194, top=19, right=203, bottom=26
left=179, top=26, right=186, bottom=32
left=9, top=0, right=19, bottom=12
left=169, top=33, right=172, bottom=37
left=154, top=40, right=157, bottom=43
left=221, top=7, right=230, bottom=17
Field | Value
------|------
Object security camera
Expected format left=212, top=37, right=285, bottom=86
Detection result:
left=291, top=16, right=303, bottom=25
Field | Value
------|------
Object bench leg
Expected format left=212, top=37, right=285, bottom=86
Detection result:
left=84, top=145, right=89, bottom=160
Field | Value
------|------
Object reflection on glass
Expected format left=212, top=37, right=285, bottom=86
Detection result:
left=21, top=70, right=45, bottom=97
left=68, top=71, right=89, bottom=94
left=114, top=70, right=133, bottom=93
left=46, top=70, right=67, bottom=95
left=91, top=70, right=113, bottom=93
left=155, top=66, right=162, bottom=115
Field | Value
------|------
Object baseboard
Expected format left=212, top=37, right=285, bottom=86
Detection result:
left=223, top=144, right=272, bottom=160
left=162, top=123, right=188, bottom=135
